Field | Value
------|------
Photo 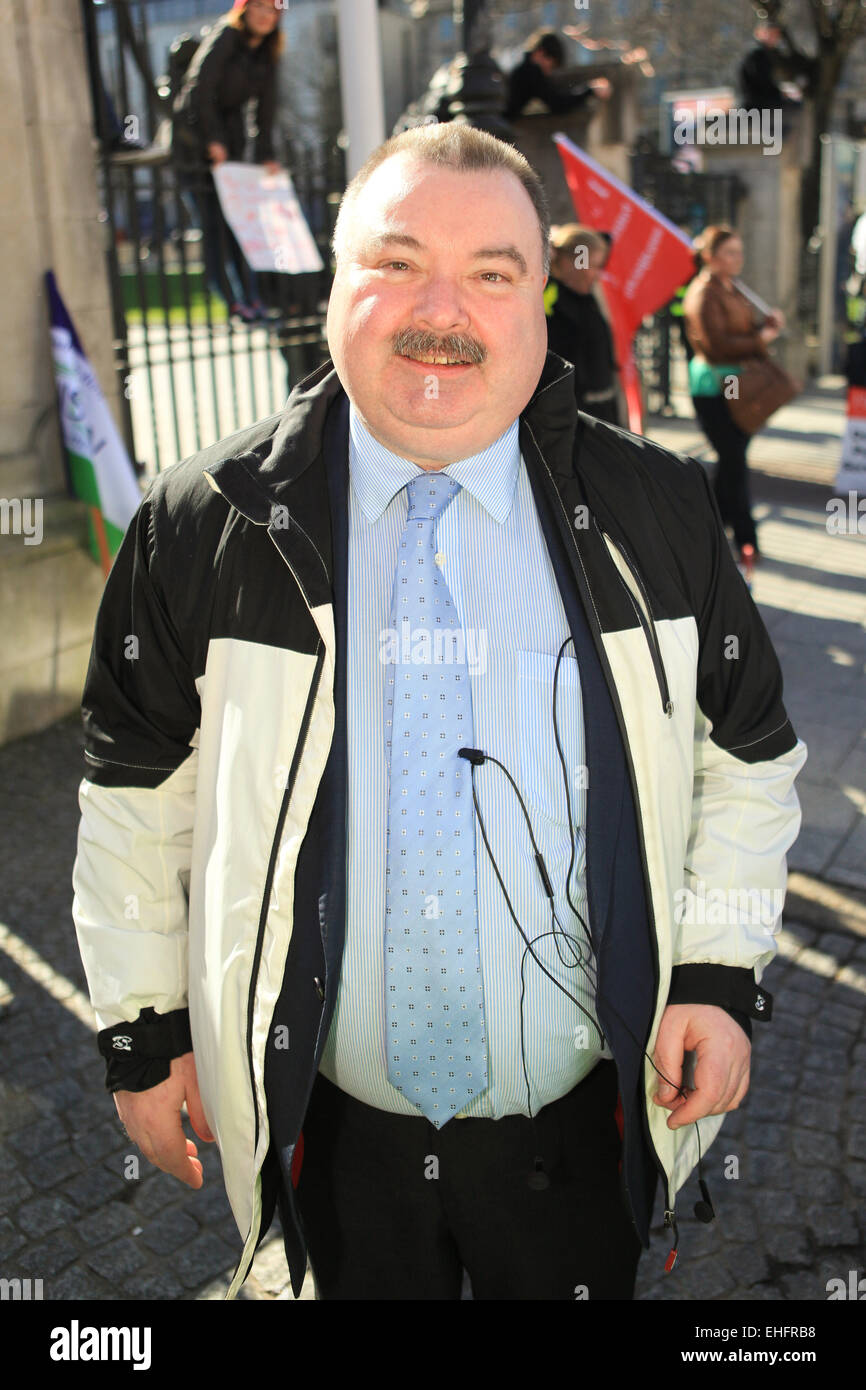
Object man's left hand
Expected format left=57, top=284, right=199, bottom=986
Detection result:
left=652, top=1004, right=751, bottom=1129
left=262, top=160, right=281, bottom=176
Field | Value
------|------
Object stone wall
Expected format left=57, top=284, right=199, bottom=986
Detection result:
left=0, top=0, right=121, bottom=745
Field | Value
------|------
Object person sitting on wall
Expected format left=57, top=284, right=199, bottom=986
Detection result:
left=504, top=29, right=611, bottom=122
left=738, top=22, right=812, bottom=111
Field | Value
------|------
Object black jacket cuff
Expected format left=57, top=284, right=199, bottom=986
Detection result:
left=667, top=964, right=772, bottom=1040
left=98, top=1006, right=192, bottom=1093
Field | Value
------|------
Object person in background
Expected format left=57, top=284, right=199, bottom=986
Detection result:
left=738, top=22, right=812, bottom=112
left=173, top=0, right=284, bottom=322
left=682, top=225, right=784, bottom=566
left=849, top=202, right=866, bottom=312
left=544, top=224, right=620, bottom=425
left=505, top=29, right=612, bottom=122
left=669, top=228, right=701, bottom=364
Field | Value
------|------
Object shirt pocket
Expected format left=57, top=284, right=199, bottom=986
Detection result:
left=516, top=650, right=586, bottom=829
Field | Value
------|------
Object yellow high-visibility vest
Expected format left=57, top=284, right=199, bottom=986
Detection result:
left=544, top=281, right=559, bottom=317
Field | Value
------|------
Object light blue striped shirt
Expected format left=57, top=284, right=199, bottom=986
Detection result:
left=318, top=405, right=608, bottom=1118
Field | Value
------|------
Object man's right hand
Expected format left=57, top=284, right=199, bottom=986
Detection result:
left=114, top=1051, right=215, bottom=1189
left=207, top=141, right=228, bottom=165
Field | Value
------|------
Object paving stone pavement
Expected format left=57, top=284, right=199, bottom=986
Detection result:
left=0, top=383, right=863, bottom=1302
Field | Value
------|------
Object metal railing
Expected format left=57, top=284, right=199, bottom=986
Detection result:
left=635, top=309, right=682, bottom=417
left=82, top=0, right=343, bottom=476
left=100, top=152, right=340, bottom=475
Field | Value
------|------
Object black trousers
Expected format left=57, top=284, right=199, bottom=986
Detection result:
left=294, top=1060, right=648, bottom=1300
left=177, top=164, right=257, bottom=309
left=692, top=394, right=758, bottom=549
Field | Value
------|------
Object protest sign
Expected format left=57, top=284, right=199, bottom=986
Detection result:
left=213, top=163, right=324, bottom=274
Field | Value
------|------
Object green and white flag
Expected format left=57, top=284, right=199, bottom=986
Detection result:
left=47, top=271, right=141, bottom=572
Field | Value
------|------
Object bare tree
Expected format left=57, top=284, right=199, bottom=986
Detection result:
left=477, top=0, right=755, bottom=89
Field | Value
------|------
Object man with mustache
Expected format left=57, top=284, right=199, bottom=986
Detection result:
left=73, top=124, right=805, bottom=1300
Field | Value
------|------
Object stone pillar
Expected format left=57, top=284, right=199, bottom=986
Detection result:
left=0, top=0, right=121, bottom=744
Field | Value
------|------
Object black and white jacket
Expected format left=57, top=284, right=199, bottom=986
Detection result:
left=72, top=353, right=806, bottom=1298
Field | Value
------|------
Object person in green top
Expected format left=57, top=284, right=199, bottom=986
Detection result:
left=681, top=226, right=783, bottom=563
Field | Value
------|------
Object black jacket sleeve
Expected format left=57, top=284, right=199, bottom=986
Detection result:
left=73, top=470, right=205, bottom=1100
left=98, top=1007, right=193, bottom=1093
left=505, top=58, right=593, bottom=120
left=666, top=964, right=774, bottom=1041
left=181, top=24, right=237, bottom=151
left=738, top=47, right=784, bottom=107
left=254, top=60, right=277, bottom=163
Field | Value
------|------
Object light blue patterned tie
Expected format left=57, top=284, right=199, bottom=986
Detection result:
left=384, top=472, right=488, bottom=1127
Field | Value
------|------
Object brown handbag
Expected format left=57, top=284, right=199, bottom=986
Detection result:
left=726, top=356, right=801, bottom=435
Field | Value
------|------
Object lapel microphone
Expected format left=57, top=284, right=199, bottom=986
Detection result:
left=457, top=698, right=717, bottom=1233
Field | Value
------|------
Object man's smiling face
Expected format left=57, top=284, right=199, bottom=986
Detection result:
left=326, top=152, right=549, bottom=469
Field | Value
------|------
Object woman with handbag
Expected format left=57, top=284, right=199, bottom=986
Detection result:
left=682, top=225, right=788, bottom=564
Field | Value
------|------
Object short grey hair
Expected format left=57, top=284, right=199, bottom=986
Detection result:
left=331, top=123, right=551, bottom=276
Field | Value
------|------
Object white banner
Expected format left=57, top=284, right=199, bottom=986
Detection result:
left=835, top=386, right=866, bottom=495
left=212, top=162, right=324, bottom=274
left=47, top=272, right=140, bottom=540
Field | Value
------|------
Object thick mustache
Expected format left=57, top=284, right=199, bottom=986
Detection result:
left=392, top=329, right=485, bottom=364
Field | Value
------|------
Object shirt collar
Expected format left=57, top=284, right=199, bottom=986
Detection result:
left=349, top=403, right=520, bottom=526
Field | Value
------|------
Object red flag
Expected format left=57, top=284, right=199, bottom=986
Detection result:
left=553, top=134, right=696, bottom=434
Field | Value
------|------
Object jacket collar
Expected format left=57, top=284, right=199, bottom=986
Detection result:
left=202, top=348, right=622, bottom=681
left=203, top=351, right=583, bottom=646
left=205, top=350, right=579, bottom=517
left=203, top=353, right=583, bottom=648
left=522, top=348, right=580, bottom=490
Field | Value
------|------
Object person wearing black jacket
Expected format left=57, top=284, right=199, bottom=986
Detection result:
left=71, top=124, right=806, bottom=1302
left=545, top=224, right=620, bottom=425
left=738, top=22, right=810, bottom=111
left=504, top=29, right=611, bottom=122
left=173, top=0, right=284, bottom=320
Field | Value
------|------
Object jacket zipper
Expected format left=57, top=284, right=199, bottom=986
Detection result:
left=245, top=638, right=325, bottom=1166
left=206, top=470, right=333, bottom=1288
left=527, top=439, right=677, bottom=1236
left=226, top=637, right=324, bottom=1296
left=204, top=475, right=330, bottom=1172
left=599, top=524, right=674, bottom=720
